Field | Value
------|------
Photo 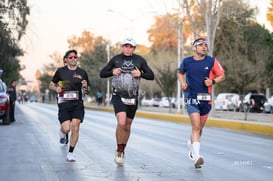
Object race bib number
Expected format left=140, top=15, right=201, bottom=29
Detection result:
left=63, top=91, right=79, bottom=100
left=121, top=98, right=136, bottom=105
left=197, top=93, right=211, bottom=101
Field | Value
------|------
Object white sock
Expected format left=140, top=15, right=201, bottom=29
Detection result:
left=59, top=129, right=65, bottom=138
left=192, top=142, right=200, bottom=158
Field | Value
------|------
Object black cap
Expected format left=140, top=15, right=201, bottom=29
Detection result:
left=64, top=49, right=77, bottom=58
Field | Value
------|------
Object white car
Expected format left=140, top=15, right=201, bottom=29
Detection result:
left=141, top=97, right=153, bottom=107
left=263, top=96, right=273, bottom=113
left=159, top=97, right=170, bottom=108
left=214, top=93, right=240, bottom=111
left=151, top=98, right=161, bottom=107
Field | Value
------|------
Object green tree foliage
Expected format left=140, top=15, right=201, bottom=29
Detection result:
left=154, top=64, right=177, bottom=98
left=214, top=1, right=273, bottom=94
left=79, top=39, right=109, bottom=96
left=0, top=0, right=30, bottom=83
left=39, top=62, right=59, bottom=95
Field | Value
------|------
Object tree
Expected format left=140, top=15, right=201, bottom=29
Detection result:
left=79, top=39, right=108, bottom=96
left=267, top=0, right=273, bottom=28
left=147, top=13, right=178, bottom=55
left=214, top=1, right=272, bottom=94
left=0, top=0, right=30, bottom=83
left=67, top=30, right=98, bottom=52
left=154, top=64, right=177, bottom=111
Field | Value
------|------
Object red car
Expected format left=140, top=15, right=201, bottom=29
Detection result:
left=0, top=78, right=10, bottom=124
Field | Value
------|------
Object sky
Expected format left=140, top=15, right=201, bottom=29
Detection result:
left=19, top=0, right=272, bottom=81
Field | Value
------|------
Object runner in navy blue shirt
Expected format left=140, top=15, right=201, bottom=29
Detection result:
left=177, top=38, right=225, bottom=168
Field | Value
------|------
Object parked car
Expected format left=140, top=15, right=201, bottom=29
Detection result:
left=170, top=97, right=184, bottom=108
left=240, top=93, right=267, bottom=113
left=0, top=72, right=10, bottom=124
left=141, top=97, right=153, bottom=107
left=29, top=95, right=38, bottom=103
left=151, top=97, right=161, bottom=107
left=263, top=96, right=273, bottom=113
left=214, top=93, right=240, bottom=111
left=159, top=97, right=170, bottom=108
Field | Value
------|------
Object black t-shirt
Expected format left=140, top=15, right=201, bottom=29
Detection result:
left=6, top=86, right=16, bottom=102
left=100, top=53, right=154, bottom=98
left=51, top=66, right=90, bottom=105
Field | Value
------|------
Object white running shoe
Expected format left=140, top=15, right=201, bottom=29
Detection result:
left=115, top=151, right=124, bottom=166
left=194, top=156, right=204, bottom=169
left=67, top=152, right=76, bottom=162
left=187, top=140, right=195, bottom=162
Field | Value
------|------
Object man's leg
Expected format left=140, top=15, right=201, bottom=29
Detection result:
left=69, top=118, right=81, bottom=148
left=59, top=120, right=70, bottom=144
left=116, top=112, right=127, bottom=148
left=115, top=112, right=127, bottom=165
left=66, top=118, right=81, bottom=162
left=122, top=117, right=133, bottom=146
left=9, top=101, right=15, bottom=122
left=190, top=112, right=204, bottom=168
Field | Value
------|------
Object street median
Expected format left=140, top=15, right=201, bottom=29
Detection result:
left=86, top=105, right=273, bottom=137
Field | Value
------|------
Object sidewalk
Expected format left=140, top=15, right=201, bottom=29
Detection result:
left=85, top=103, right=273, bottom=137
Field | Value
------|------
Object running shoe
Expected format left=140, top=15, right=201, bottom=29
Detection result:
left=194, top=156, right=204, bottom=169
left=67, top=152, right=76, bottom=162
left=60, top=133, right=68, bottom=144
left=187, top=140, right=195, bottom=162
left=115, top=151, right=124, bottom=166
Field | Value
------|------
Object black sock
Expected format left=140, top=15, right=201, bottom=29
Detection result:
left=69, top=146, right=74, bottom=153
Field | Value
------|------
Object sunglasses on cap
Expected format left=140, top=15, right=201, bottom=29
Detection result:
left=193, top=38, right=209, bottom=46
left=67, top=55, right=78, bottom=60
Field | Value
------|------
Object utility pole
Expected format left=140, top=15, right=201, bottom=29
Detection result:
left=106, top=44, right=110, bottom=106
left=177, top=0, right=184, bottom=114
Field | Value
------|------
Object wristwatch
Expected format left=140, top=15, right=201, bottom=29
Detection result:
left=212, top=79, right=216, bottom=84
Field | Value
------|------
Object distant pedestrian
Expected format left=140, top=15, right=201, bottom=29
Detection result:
left=177, top=38, right=225, bottom=168
left=42, top=95, right=45, bottom=103
left=96, top=90, right=103, bottom=106
left=100, top=37, right=154, bottom=166
left=6, top=80, right=17, bottom=123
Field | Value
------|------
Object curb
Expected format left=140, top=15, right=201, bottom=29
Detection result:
left=86, top=106, right=273, bottom=137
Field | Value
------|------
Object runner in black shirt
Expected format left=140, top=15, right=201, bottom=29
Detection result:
left=49, top=49, right=90, bottom=162
left=100, top=37, right=154, bottom=165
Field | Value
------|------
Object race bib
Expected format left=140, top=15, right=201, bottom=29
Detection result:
left=121, top=97, right=136, bottom=105
left=63, top=91, right=79, bottom=100
left=197, top=93, right=211, bottom=101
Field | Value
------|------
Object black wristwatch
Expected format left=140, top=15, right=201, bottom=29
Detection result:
left=212, top=79, right=216, bottom=84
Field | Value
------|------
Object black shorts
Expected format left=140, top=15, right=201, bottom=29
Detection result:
left=111, top=94, right=138, bottom=119
left=58, top=101, right=85, bottom=124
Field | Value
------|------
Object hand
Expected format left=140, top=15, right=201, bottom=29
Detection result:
left=204, top=77, right=213, bottom=86
left=181, top=83, right=188, bottom=90
left=112, top=68, right=122, bottom=75
left=56, top=86, right=62, bottom=93
left=131, top=67, right=141, bottom=77
left=81, top=80, right=87, bottom=88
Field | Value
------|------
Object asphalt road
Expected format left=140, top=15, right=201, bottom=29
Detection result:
left=0, top=103, right=272, bottom=181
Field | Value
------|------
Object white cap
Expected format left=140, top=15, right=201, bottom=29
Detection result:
left=122, top=37, right=136, bottom=47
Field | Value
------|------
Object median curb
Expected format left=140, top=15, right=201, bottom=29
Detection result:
left=86, top=106, right=273, bottom=137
